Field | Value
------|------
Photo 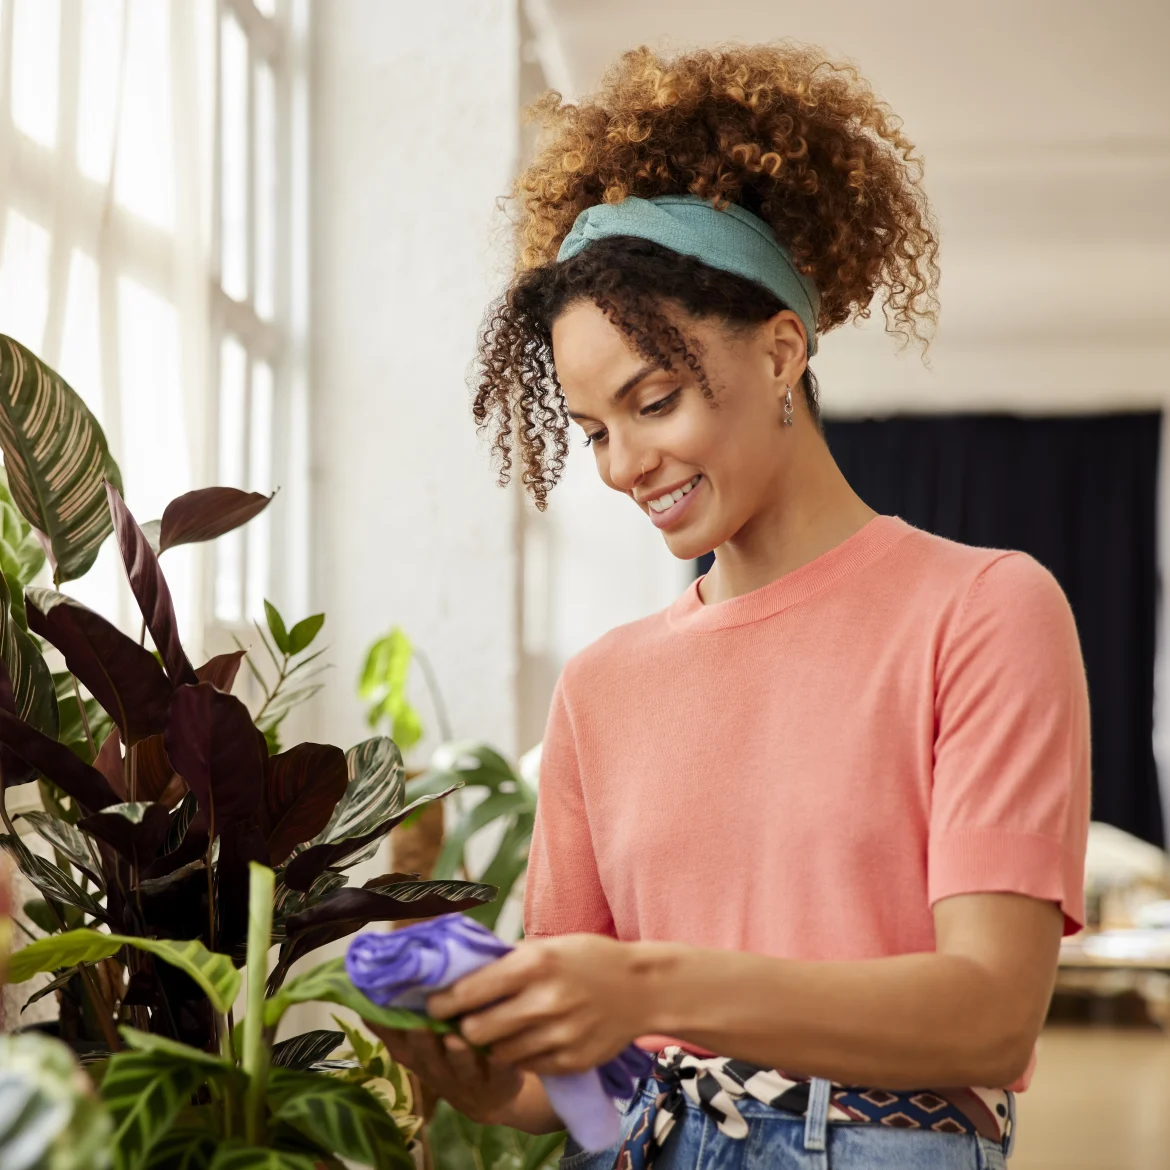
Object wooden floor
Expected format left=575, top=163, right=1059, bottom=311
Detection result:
left=1010, top=1026, right=1170, bottom=1169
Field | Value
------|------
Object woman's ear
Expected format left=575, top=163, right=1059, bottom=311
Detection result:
left=765, top=309, right=809, bottom=400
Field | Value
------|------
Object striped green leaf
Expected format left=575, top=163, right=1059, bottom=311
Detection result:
left=263, top=956, right=432, bottom=1033
left=315, top=736, right=404, bottom=846
left=267, top=1067, right=414, bottom=1170
left=101, top=1051, right=201, bottom=1170
left=17, top=809, right=103, bottom=886
left=118, top=1026, right=233, bottom=1071
left=0, top=571, right=59, bottom=773
left=0, top=833, right=107, bottom=921
left=7, top=928, right=241, bottom=1013
left=270, top=1029, right=345, bottom=1070
left=0, top=465, right=47, bottom=629
left=0, top=334, right=123, bottom=583
left=141, top=1127, right=218, bottom=1170
left=206, top=1146, right=318, bottom=1170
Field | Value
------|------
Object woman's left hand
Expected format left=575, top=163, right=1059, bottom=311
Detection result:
left=425, top=933, right=653, bottom=1076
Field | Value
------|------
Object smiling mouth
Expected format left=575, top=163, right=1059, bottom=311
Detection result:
left=646, top=475, right=702, bottom=514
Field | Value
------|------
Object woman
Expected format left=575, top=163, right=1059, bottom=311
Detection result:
left=375, top=43, right=1090, bottom=1169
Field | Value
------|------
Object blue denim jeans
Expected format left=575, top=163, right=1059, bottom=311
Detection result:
left=560, top=1078, right=1010, bottom=1170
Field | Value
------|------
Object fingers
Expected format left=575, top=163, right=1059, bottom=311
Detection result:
left=428, top=948, right=543, bottom=1019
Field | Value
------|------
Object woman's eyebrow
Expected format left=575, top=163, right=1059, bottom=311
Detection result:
left=567, top=362, right=663, bottom=421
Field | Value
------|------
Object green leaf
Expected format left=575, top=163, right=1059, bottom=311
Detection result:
left=8, top=929, right=241, bottom=1013
left=21, top=965, right=79, bottom=1011
left=358, top=629, right=423, bottom=750
left=520, top=1131, right=567, bottom=1170
left=331, top=1013, right=374, bottom=1066
left=0, top=833, right=108, bottom=921
left=17, top=809, right=103, bottom=886
left=0, top=335, right=123, bottom=582
left=465, top=814, right=533, bottom=931
left=263, top=955, right=433, bottom=1033
left=425, top=741, right=522, bottom=795
left=264, top=601, right=291, bottom=655
left=267, top=1067, right=414, bottom=1170
left=0, top=570, right=59, bottom=762
left=118, top=1026, right=233, bottom=1071
left=141, top=1126, right=219, bottom=1170
left=432, top=790, right=529, bottom=880
left=22, top=896, right=58, bottom=934
left=206, top=1146, right=319, bottom=1170
left=318, top=737, right=405, bottom=846
left=101, top=1051, right=201, bottom=1170
left=286, top=613, right=324, bottom=656
left=270, top=1029, right=345, bottom=1070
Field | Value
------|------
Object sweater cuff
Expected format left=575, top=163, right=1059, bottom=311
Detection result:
left=929, top=827, right=1085, bottom=934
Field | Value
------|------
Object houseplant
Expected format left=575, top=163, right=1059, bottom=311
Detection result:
left=0, top=332, right=494, bottom=1056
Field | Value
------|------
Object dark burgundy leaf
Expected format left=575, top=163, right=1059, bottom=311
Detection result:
left=281, top=786, right=458, bottom=892
left=26, top=589, right=172, bottom=744
left=132, top=733, right=178, bottom=803
left=93, top=728, right=126, bottom=799
left=121, top=969, right=159, bottom=1008
left=0, top=707, right=119, bottom=811
left=284, top=880, right=496, bottom=937
left=105, top=481, right=197, bottom=687
left=261, top=743, right=348, bottom=867
left=164, top=682, right=263, bottom=834
left=217, top=818, right=269, bottom=951
left=158, top=487, right=274, bottom=553
left=79, top=802, right=170, bottom=864
left=195, top=650, right=246, bottom=694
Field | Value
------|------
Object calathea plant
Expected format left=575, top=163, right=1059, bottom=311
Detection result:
left=0, top=334, right=495, bottom=1055
left=7, top=862, right=467, bottom=1169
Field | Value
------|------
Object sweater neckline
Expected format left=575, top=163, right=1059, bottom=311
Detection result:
left=668, top=515, right=912, bottom=633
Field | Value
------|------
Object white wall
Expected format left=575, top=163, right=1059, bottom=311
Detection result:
left=309, top=0, right=521, bottom=761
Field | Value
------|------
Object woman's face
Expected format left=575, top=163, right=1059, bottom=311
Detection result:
left=551, top=299, right=805, bottom=561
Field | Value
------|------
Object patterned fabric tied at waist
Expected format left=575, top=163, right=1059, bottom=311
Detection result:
left=614, top=1046, right=1013, bottom=1170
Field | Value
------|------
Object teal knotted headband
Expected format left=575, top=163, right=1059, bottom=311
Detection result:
left=555, top=194, right=820, bottom=356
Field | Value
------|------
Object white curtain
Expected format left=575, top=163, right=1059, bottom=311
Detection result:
left=0, top=0, right=214, bottom=643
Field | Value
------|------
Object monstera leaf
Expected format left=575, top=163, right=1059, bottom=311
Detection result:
left=0, top=335, right=122, bottom=582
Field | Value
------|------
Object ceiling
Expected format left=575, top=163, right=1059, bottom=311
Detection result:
left=537, top=0, right=1170, bottom=154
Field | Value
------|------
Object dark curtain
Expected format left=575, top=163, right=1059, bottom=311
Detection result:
left=700, top=413, right=1164, bottom=846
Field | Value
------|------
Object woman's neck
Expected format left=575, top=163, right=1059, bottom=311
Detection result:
left=699, top=437, right=876, bottom=605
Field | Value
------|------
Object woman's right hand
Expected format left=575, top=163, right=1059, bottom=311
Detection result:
left=371, top=1025, right=526, bottom=1127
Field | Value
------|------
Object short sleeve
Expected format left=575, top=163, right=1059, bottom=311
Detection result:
left=929, top=553, right=1091, bottom=934
left=523, top=674, right=616, bottom=939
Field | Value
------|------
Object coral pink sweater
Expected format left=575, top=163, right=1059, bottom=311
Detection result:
left=524, top=516, right=1091, bottom=1087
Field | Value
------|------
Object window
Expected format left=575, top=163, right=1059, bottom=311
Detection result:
left=0, top=0, right=308, bottom=644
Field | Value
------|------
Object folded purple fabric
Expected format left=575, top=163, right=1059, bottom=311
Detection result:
left=346, top=914, right=652, bottom=1151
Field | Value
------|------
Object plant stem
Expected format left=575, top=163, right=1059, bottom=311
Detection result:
left=251, top=653, right=290, bottom=728
left=242, top=863, right=275, bottom=1146
left=70, top=673, right=96, bottom=760
left=205, top=806, right=216, bottom=953
left=138, top=618, right=146, bottom=648
left=414, top=647, right=453, bottom=742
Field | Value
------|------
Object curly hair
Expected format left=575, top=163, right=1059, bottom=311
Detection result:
left=475, top=42, right=940, bottom=509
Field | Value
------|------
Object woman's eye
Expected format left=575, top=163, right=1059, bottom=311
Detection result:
left=583, top=430, right=607, bottom=448
left=641, top=388, right=682, bottom=415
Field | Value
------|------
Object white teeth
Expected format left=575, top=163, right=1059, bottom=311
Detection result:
left=647, top=476, right=701, bottom=513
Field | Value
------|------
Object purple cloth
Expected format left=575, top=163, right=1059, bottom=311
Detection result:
left=346, top=914, right=652, bottom=1151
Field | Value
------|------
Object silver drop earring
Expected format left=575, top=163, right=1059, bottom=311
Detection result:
left=783, top=385, right=794, bottom=427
